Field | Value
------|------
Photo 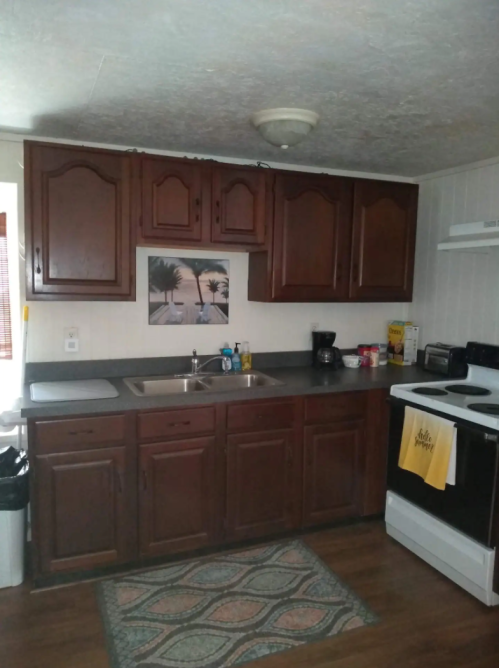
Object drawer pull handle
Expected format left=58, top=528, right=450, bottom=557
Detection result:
left=68, top=429, right=94, bottom=436
left=168, top=421, right=191, bottom=427
left=35, top=247, right=41, bottom=274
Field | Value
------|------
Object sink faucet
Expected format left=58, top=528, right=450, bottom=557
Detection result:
left=191, top=349, right=231, bottom=374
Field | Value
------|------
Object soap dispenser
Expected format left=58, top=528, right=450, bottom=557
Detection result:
left=241, top=341, right=252, bottom=370
left=232, top=343, right=242, bottom=371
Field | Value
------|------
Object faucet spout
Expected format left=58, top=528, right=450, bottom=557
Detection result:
left=191, top=350, right=231, bottom=374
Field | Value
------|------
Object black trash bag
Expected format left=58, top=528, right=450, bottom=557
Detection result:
left=0, top=446, right=29, bottom=511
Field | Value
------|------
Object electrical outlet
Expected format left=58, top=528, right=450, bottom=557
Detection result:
left=64, top=327, right=79, bottom=353
left=311, top=322, right=319, bottom=331
left=64, top=327, right=78, bottom=340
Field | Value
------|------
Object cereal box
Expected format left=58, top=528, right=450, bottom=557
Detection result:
left=387, top=321, right=419, bottom=365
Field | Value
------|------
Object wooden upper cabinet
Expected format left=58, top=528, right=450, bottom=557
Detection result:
left=211, top=166, right=267, bottom=245
left=141, top=156, right=205, bottom=243
left=350, top=180, right=418, bottom=301
left=270, top=173, right=353, bottom=301
left=25, top=141, right=134, bottom=300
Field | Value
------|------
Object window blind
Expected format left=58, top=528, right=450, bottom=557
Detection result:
left=0, top=213, right=12, bottom=360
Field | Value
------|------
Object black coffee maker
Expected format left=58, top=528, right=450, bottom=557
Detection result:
left=312, top=331, right=344, bottom=369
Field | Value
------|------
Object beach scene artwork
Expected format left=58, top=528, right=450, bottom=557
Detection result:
left=148, top=256, right=230, bottom=325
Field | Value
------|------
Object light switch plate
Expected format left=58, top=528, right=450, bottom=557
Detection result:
left=64, top=338, right=79, bottom=353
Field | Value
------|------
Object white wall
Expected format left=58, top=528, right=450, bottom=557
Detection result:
left=411, top=159, right=499, bottom=347
left=0, top=136, right=409, bottom=364
left=0, top=141, right=23, bottom=405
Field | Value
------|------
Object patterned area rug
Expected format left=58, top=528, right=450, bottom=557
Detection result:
left=97, top=540, right=378, bottom=668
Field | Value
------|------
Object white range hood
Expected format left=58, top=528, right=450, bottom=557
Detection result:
left=438, top=220, right=499, bottom=252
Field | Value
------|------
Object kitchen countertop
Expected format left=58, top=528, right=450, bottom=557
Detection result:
left=20, top=364, right=436, bottom=419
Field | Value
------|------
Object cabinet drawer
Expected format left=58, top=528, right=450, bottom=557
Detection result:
left=227, top=401, right=295, bottom=433
left=305, top=392, right=366, bottom=424
left=35, top=414, right=126, bottom=453
left=138, top=406, right=216, bottom=441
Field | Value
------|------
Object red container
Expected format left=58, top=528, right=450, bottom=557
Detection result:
left=357, top=345, right=371, bottom=367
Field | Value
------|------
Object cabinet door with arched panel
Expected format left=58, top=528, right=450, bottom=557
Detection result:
left=271, top=173, right=353, bottom=301
left=349, top=180, right=418, bottom=301
left=25, top=141, right=134, bottom=300
left=141, top=156, right=205, bottom=243
left=211, top=166, right=267, bottom=246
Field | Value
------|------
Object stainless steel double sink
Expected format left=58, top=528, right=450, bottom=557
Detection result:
left=124, top=370, right=283, bottom=397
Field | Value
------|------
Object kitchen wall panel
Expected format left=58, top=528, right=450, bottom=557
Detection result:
left=411, top=161, right=499, bottom=347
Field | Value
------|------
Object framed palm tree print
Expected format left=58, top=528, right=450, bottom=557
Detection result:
left=148, top=256, right=230, bottom=325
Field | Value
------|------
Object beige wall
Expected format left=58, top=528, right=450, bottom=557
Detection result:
left=0, top=136, right=410, bottom=364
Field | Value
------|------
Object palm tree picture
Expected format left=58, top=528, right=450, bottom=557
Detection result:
left=207, top=279, right=220, bottom=303
left=149, top=256, right=230, bottom=325
left=149, top=259, right=182, bottom=302
left=180, top=258, right=228, bottom=306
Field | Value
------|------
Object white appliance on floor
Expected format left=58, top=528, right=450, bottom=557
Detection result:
left=0, top=506, right=25, bottom=588
left=387, top=341, right=499, bottom=606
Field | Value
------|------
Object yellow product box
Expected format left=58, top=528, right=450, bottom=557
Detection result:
left=387, top=321, right=419, bottom=366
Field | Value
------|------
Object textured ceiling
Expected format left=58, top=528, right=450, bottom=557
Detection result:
left=1, top=0, right=499, bottom=176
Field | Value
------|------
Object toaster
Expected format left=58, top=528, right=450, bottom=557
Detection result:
left=424, top=343, right=467, bottom=377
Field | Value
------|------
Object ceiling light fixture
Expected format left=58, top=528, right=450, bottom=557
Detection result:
left=250, top=108, right=319, bottom=149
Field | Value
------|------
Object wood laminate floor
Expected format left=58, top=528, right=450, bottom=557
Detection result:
left=1, top=521, right=498, bottom=668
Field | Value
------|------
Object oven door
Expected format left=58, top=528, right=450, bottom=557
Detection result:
left=387, top=398, right=499, bottom=547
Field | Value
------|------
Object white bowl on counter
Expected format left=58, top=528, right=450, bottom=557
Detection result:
left=342, top=355, right=362, bottom=368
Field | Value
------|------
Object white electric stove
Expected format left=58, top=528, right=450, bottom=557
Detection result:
left=391, top=363, right=499, bottom=430
left=387, top=341, right=499, bottom=606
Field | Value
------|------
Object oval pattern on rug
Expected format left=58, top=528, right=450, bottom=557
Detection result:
left=97, top=540, right=378, bottom=668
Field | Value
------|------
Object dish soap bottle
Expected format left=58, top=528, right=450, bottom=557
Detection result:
left=232, top=343, right=242, bottom=371
left=221, top=345, right=233, bottom=371
left=241, top=341, right=252, bottom=370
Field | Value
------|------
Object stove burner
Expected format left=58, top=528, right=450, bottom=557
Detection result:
left=468, top=403, right=499, bottom=416
left=412, top=387, right=448, bottom=396
left=445, top=384, right=491, bottom=396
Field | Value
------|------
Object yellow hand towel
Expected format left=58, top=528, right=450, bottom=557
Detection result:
left=399, top=406, right=455, bottom=491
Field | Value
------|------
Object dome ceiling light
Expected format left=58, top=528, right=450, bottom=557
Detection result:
left=250, top=108, right=319, bottom=149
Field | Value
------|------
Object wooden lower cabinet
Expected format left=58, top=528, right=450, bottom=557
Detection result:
left=31, top=391, right=390, bottom=579
left=139, top=437, right=217, bottom=556
left=226, top=430, right=297, bottom=541
left=35, top=447, right=132, bottom=573
left=303, top=420, right=365, bottom=527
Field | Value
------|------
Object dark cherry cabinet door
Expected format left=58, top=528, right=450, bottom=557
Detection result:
left=350, top=180, right=418, bottom=301
left=141, top=156, right=205, bottom=243
left=35, top=447, right=130, bottom=573
left=303, top=420, right=365, bottom=527
left=226, top=429, right=296, bottom=541
left=139, top=437, right=217, bottom=556
left=25, top=141, right=134, bottom=300
left=271, top=173, right=353, bottom=301
left=211, top=166, right=266, bottom=245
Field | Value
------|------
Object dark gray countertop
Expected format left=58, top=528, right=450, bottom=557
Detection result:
left=20, top=364, right=436, bottom=419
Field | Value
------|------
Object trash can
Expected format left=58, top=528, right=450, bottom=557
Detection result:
left=0, top=446, right=29, bottom=588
